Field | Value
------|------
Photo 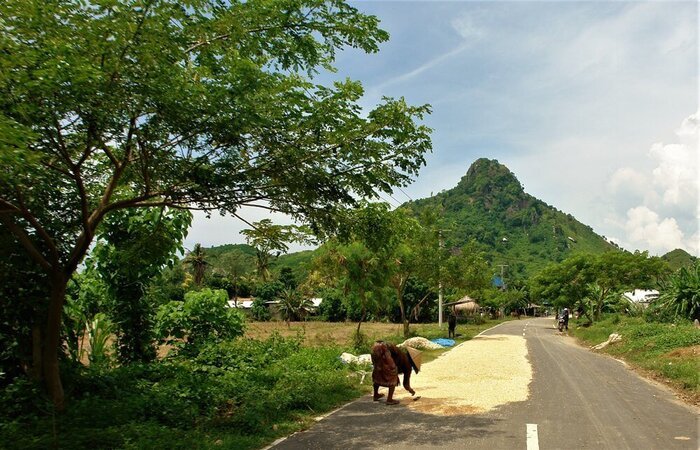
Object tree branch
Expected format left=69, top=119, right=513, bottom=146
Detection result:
left=13, top=189, right=61, bottom=265
left=0, top=214, right=53, bottom=272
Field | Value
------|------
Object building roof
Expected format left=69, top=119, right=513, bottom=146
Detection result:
left=622, top=289, right=659, bottom=304
left=227, top=298, right=254, bottom=309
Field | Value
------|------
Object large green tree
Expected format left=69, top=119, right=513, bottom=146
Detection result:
left=317, top=202, right=398, bottom=332
left=0, top=0, right=431, bottom=408
left=531, top=252, right=668, bottom=322
left=93, top=206, right=191, bottom=363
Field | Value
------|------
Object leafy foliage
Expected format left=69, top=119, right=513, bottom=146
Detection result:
left=242, top=220, right=314, bottom=282
left=183, top=244, right=208, bottom=287
left=530, top=251, right=668, bottom=322
left=0, top=335, right=364, bottom=450
left=277, top=289, right=314, bottom=324
left=656, top=261, right=700, bottom=321
left=93, top=207, right=191, bottom=363
left=0, top=0, right=431, bottom=406
left=318, top=290, right=348, bottom=322
left=156, top=289, right=245, bottom=353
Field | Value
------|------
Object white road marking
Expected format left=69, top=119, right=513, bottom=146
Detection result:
left=526, top=424, right=539, bottom=450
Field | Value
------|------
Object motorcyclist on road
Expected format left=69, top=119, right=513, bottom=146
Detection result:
left=561, top=308, right=570, bottom=331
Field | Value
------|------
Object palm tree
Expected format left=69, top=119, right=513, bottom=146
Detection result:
left=185, top=244, right=208, bottom=286
left=658, top=262, right=700, bottom=321
left=277, top=289, right=314, bottom=325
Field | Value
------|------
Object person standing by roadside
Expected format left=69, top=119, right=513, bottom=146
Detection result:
left=448, top=310, right=457, bottom=339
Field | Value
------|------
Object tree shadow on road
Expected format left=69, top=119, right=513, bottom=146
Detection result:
left=272, top=396, right=506, bottom=449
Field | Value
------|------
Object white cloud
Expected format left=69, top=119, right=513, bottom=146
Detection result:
left=623, top=206, right=685, bottom=254
left=605, top=111, right=699, bottom=255
left=369, top=42, right=471, bottom=94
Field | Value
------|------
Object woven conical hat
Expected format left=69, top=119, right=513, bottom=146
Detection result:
left=406, top=346, right=422, bottom=373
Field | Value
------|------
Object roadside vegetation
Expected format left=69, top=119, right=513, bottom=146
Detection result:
left=572, top=315, right=700, bottom=405
left=1, top=316, right=504, bottom=450
left=536, top=258, right=700, bottom=404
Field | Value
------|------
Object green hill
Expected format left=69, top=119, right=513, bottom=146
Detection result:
left=201, top=159, right=621, bottom=283
left=404, top=158, right=619, bottom=280
left=202, top=243, right=318, bottom=281
left=661, top=249, right=697, bottom=271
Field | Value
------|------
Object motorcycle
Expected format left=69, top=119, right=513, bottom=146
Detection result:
left=557, top=316, right=566, bottom=332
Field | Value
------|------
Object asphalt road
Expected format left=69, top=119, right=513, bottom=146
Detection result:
left=269, top=318, right=699, bottom=450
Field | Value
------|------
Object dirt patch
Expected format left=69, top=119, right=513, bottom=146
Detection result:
left=393, top=334, right=532, bottom=415
left=666, top=345, right=700, bottom=359
left=405, top=397, right=482, bottom=415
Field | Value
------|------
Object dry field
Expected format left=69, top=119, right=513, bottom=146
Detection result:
left=243, top=320, right=498, bottom=348
left=245, top=321, right=421, bottom=347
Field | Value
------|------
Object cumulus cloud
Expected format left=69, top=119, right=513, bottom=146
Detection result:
left=650, top=114, right=699, bottom=212
left=624, top=206, right=685, bottom=254
left=606, top=111, right=699, bottom=255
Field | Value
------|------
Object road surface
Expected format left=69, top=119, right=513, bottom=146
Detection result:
left=269, top=318, right=698, bottom=450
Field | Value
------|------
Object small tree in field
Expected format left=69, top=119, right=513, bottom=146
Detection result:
left=0, top=0, right=431, bottom=408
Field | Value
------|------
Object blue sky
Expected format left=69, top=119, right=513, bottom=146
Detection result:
left=186, top=1, right=699, bottom=257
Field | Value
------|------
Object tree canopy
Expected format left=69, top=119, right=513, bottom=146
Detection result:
left=0, top=0, right=432, bottom=409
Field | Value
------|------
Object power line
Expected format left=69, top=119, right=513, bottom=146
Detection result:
left=376, top=192, right=401, bottom=208
left=396, top=186, right=413, bottom=202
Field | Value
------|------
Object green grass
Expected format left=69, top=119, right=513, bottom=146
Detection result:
left=0, top=336, right=365, bottom=450
left=572, top=315, right=700, bottom=403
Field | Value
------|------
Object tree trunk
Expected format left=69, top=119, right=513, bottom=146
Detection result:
left=43, top=273, right=67, bottom=411
left=356, top=289, right=366, bottom=334
left=30, top=325, right=43, bottom=381
left=397, top=287, right=409, bottom=338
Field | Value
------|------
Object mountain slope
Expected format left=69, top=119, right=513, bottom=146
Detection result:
left=404, top=158, right=618, bottom=280
left=661, top=249, right=697, bottom=271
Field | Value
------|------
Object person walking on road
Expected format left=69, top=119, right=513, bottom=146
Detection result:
left=371, top=341, right=421, bottom=405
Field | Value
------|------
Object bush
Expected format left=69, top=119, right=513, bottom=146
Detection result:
left=318, top=291, right=347, bottom=322
left=657, top=262, right=700, bottom=322
left=156, top=289, right=245, bottom=353
left=251, top=297, right=271, bottom=321
left=0, top=334, right=364, bottom=449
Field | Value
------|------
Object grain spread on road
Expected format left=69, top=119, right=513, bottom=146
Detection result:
left=394, top=334, right=532, bottom=415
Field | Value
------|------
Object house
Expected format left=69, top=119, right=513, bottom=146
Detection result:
left=622, top=289, right=659, bottom=308
left=226, top=297, right=254, bottom=309
left=445, top=295, right=481, bottom=316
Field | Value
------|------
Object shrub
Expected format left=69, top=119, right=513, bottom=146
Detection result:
left=657, top=262, right=700, bottom=322
left=251, top=297, right=271, bottom=321
left=318, top=291, right=347, bottom=322
left=156, top=289, right=245, bottom=352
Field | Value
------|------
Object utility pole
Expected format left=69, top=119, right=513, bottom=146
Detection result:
left=438, top=230, right=444, bottom=328
left=497, top=264, right=508, bottom=290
